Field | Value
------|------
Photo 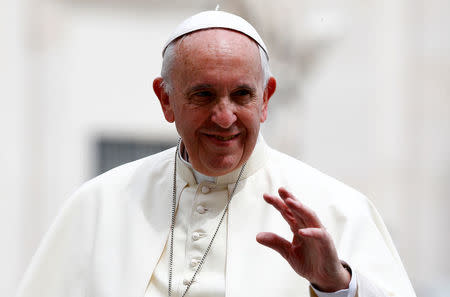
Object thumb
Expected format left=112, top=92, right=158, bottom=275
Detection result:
left=256, top=232, right=291, bottom=260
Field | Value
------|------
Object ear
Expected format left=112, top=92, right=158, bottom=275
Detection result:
left=153, top=77, right=175, bottom=123
left=260, top=76, right=277, bottom=123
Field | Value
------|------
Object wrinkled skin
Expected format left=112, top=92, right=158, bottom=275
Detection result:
left=154, top=29, right=276, bottom=176
left=257, top=187, right=351, bottom=292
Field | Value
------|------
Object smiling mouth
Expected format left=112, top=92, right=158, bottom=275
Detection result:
left=206, top=133, right=240, bottom=141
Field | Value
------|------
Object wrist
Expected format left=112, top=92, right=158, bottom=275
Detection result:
left=312, top=261, right=352, bottom=292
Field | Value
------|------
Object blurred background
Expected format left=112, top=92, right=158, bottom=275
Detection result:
left=1, top=0, right=449, bottom=296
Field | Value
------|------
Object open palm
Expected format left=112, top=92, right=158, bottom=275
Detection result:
left=256, top=187, right=350, bottom=292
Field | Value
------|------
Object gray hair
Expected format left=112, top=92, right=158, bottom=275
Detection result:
left=160, top=37, right=272, bottom=94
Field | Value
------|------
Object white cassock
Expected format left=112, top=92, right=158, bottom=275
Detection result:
left=17, top=138, right=416, bottom=297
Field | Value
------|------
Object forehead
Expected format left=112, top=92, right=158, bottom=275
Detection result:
left=178, top=28, right=259, bottom=52
left=170, top=29, right=262, bottom=85
left=175, top=28, right=261, bottom=66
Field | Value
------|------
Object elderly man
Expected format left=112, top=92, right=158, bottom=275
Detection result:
left=17, top=10, right=416, bottom=297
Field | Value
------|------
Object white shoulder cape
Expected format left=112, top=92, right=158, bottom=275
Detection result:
left=17, top=140, right=416, bottom=297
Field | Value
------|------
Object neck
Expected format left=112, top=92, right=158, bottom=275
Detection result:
left=178, top=141, right=215, bottom=184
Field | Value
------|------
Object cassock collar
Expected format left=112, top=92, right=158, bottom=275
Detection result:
left=176, top=134, right=268, bottom=186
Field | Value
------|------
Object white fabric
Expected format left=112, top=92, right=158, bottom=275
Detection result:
left=162, top=10, right=269, bottom=59
left=178, top=146, right=215, bottom=184
left=171, top=140, right=356, bottom=297
left=145, top=178, right=228, bottom=297
left=16, top=138, right=416, bottom=297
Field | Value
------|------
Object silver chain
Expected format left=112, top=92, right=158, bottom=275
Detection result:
left=168, top=139, right=247, bottom=297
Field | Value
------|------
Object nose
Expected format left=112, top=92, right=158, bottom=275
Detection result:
left=210, top=97, right=237, bottom=128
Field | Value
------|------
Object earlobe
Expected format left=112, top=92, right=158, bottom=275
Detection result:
left=153, top=77, right=175, bottom=123
left=260, top=77, right=277, bottom=123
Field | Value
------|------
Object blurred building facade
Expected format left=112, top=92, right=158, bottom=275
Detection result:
left=1, top=0, right=449, bottom=296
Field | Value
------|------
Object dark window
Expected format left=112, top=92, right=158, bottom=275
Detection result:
left=96, top=138, right=175, bottom=174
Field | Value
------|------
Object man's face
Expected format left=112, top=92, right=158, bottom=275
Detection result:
left=155, top=29, right=275, bottom=176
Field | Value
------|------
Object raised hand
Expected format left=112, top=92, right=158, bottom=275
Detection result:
left=256, top=187, right=351, bottom=292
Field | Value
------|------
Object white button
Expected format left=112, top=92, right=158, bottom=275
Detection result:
left=196, top=205, right=207, bottom=214
left=192, top=232, right=201, bottom=241
left=190, top=259, right=199, bottom=267
left=201, top=185, right=210, bottom=194
left=183, top=279, right=190, bottom=286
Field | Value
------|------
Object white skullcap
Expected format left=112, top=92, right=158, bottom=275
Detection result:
left=162, top=10, right=268, bottom=59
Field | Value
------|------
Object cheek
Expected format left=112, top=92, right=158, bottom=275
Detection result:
left=248, top=101, right=266, bottom=124
left=176, top=109, right=207, bottom=132
left=259, top=98, right=268, bottom=122
left=240, top=109, right=263, bottom=132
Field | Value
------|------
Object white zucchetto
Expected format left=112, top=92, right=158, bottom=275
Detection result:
left=162, top=10, right=268, bottom=59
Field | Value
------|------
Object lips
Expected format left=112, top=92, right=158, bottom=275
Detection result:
left=214, top=134, right=239, bottom=141
left=205, top=133, right=240, bottom=141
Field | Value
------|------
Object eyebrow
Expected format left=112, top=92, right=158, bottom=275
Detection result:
left=234, top=84, right=256, bottom=92
left=185, top=83, right=257, bottom=96
left=185, top=84, right=213, bottom=96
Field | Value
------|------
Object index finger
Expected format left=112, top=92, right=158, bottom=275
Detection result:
left=278, top=187, right=323, bottom=228
left=263, top=193, right=306, bottom=231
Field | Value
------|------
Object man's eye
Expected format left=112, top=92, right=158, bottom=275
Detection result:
left=190, top=91, right=214, bottom=105
left=194, top=91, right=213, bottom=97
left=233, top=89, right=251, bottom=97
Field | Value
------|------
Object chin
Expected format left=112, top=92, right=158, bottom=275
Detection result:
left=204, top=155, right=242, bottom=176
